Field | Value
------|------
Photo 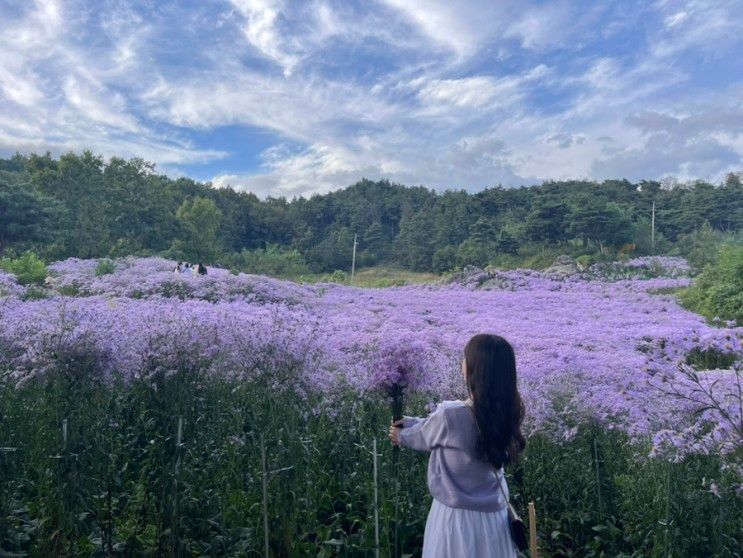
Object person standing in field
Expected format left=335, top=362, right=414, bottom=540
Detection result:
left=389, top=334, right=526, bottom=557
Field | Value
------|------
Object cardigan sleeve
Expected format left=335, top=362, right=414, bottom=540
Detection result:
left=401, top=415, right=421, bottom=428
left=399, top=404, right=448, bottom=452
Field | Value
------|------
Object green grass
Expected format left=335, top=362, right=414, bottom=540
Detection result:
left=296, top=266, right=447, bottom=288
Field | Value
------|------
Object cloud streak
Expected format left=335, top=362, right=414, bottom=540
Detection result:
left=0, top=0, right=740, bottom=196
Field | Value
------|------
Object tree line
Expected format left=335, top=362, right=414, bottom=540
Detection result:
left=1, top=151, right=741, bottom=274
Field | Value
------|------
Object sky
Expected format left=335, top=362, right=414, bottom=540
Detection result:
left=1, top=0, right=742, bottom=198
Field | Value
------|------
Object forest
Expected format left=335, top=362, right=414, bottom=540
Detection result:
left=1, top=150, right=742, bottom=275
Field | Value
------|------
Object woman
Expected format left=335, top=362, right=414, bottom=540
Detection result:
left=389, top=334, right=526, bottom=557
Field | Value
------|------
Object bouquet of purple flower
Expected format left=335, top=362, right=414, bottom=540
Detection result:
left=369, top=331, right=433, bottom=422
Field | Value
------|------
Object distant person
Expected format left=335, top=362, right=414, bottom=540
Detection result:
left=182, top=262, right=192, bottom=274
left=197, top=262, right=207, bottom=275
left=389, top=334, right=526, bottom=557
left=174, top=262, right=183, bottom=274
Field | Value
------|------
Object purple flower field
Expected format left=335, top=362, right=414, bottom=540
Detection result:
left=1, top=257, right=740, bottom=464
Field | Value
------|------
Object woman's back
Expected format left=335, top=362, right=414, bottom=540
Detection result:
left=400, top=400, right=508, bottom=512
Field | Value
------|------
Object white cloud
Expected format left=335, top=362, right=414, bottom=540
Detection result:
left=0, top=0, right=228, bottom=167
left=0, top=0, right=741, bottom=197
left=416, top=76, right=513, bottom=109
left=379, top=0, right=519, bottom=58
left=650, top=0, right=742, bottom=59
left=664, top=11, right=687, bottom=27
left=229, top=0, right=301, bottom=75
left=505, top=3, right=571, bottom=49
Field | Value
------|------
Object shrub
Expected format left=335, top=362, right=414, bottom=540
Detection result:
left=321, top=269, right=349, bottom=283
left=0, top=251, right=47, bottom=285
left=680, top=244, right=743, bottom=325
left=226, top=245, right=310, bottom=277
left=94, top=258, right=116, bottom=277
left=575, top=254, right=594, bottom=269
left=431, top=245, right=457, bottom=273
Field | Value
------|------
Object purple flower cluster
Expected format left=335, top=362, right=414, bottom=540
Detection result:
left=46, top=257, right=311, bottom=304
left=1, top=256, right=740, bottom=461
left=0, top=269, right=23, bottom=297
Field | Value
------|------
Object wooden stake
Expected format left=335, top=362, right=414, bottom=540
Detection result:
left=528, top=501, right=537, bottom=558
left=261, top=435, right=270, bottom=558
left=373, top=438, right=380, bottom=558
left=593, top=437, right=603, bottom=517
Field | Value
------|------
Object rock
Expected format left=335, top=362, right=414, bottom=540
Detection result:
left=446, top=265, right=490, bottom=287
left=480, top=278, right=509, bottom=290
left=543, top=255, right=579, bottom=278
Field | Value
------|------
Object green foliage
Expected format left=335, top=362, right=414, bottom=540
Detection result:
left=307, top=227, right=355, bottom=273
left=172, top=196, right=223, bottom=262
left=20, top=286, right=49, bottom=300
left=1, top=152, right=741, bottom=275
left=320, top=269, right=350, bottom=284
left=394, top=211, right=436, bottom=271
left=0, top=251, right=47, bottom=285
left=1, top=375, right=740, bottom=557
left=456, top=239, right=492, bottom=268
left=432, top=245, right=458, bottom=273
left=524, top=199, right=571, bottom=244
left=568, top=200, right=633, bottom=250
left=225, top=244, right=310, bottom=277
left=672, top=224, right=743, bottom=271
left=94, top=258, right=116, bottom=277
left=680, top=244, right=743, bottom=325
left=0, top=177, right=56, bottom=256
left=495, top=228, right=520, bottom=255
left=576, top=254, right=594, bottom=269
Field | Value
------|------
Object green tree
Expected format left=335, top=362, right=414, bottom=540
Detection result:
left=568, top=201, right=633, bottom=251
left=524, top=200, right=570, bottom=244
left=469, top=217, right=497, bottom=244
left=681, top=244, right=743, bottom=324
left=172, top=197, right=223, bottom=262
left=495, top=228, right=520, bottom=255
left=394, top=211, right=436, bottom=271
left=456, top=239, right=491, bottom=268
left=307, top=226, right=355, bottom=272
left=432, top=245, right=457, bottom=272
left=362, top=222, right=388, bottom=263
left=0, top=178, right=54, bottom=256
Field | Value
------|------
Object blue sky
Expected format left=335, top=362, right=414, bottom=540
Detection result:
left=1, top=0, right=741, bottom=197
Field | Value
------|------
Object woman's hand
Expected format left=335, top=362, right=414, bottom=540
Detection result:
left=389, top=419, right=404, bottom=446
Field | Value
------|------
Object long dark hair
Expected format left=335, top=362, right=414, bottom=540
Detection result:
left=465, top=333, right=526, bottom=469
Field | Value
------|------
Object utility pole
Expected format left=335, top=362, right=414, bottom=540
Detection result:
left=351, top=233, right=358, bottom=279
left=651, top=200, right=656, bottom=254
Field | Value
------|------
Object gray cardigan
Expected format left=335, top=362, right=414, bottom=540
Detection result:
left=399, top=399, right=509, bottom=512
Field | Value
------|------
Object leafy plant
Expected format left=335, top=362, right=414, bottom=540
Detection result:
left=95, top=258, right=116, bottom=276
left=0, top=251, right=47, bottom=285
left=681, top=244, right=743, bottom=325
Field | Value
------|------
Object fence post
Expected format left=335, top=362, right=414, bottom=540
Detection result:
left=373, top=438, right=380, bottom=558
left=593, top=437, right=603, bottom=517
left=261, top=434, right=270, bottom=558
left=171, top=416, right=183, bottom=557
left=528, top=501, right=538, bottom=558
left=665, top=461, right=673, bottom=558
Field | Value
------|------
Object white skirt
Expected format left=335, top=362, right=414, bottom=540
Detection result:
left=422, top=498, right=518, bottom=558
